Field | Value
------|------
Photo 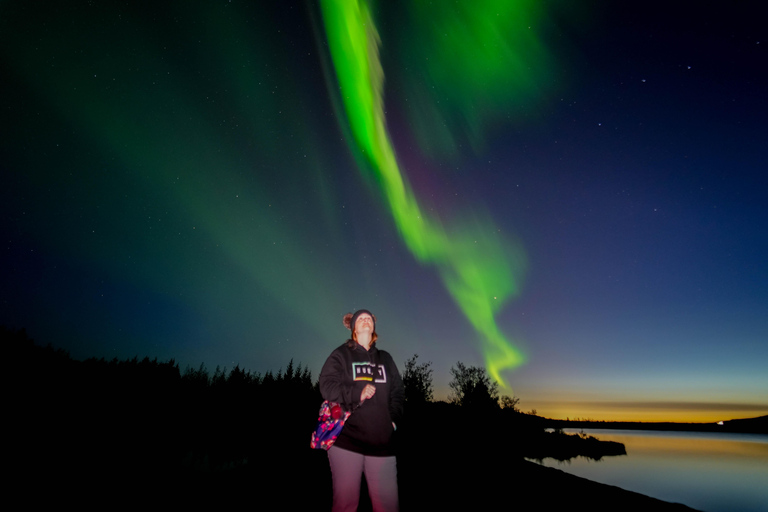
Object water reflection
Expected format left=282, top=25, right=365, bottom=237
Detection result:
left=531, top=429, right=768, bottom=512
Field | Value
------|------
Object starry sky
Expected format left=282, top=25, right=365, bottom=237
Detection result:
left=2, top=0, right=766, bottom=422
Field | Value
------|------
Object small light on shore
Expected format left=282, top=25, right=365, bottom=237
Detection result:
left=717, top=421, right=724, bottom=426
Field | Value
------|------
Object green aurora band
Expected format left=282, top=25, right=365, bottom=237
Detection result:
left=319, top=0, right=553, bottom=385
left=1, top=2, right=353, bottom=351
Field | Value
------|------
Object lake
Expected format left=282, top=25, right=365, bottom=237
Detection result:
left=530, top=429, right=768, bottom=512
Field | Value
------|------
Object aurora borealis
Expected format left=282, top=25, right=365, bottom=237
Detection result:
left=2, top=0, right=766, bottom=422
left=319, top=0, right=543, bottom=384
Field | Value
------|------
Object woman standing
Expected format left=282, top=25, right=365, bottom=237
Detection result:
left=319, top=309, right=404, bottom=512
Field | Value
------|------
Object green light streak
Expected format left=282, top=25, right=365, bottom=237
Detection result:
left=2, top=3, right=349, bottom=346
left=320, top=0, right=542, bottom=384
left=397, top=0, right=555, bottom=156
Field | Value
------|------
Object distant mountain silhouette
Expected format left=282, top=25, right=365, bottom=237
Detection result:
left=546, top=415, right=767, bottom=435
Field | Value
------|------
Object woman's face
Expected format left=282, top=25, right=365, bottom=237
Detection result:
left=354, top=313, right=374, bottom=335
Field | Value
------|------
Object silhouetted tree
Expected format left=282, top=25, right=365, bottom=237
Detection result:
left=282, top=359, right=294, bottom=381
left=403, top=354, right=433, bottom=405
left=500, top=395, right=521, bottom=411
left=211, top=365, right=227, bottom=387
left=449, top=362, right=499, bottom=410
left=182, top=363, right=210, bottom=388
left=296, top=363, right=313, bottom=388
left=227, top=364, right=250, bottom=387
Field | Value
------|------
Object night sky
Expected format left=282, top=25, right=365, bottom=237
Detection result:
left=2, top=0, right=766, bottom=422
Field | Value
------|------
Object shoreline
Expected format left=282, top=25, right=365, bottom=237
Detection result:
left=544, top=415, right=767, bottom=435
left=515, top=460, right=699, bottom=511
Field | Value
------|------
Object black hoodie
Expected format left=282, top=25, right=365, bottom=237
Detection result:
left=319, top=342, right=405, bottom=456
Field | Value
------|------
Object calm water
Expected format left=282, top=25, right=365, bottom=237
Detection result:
left=530, top=429, right=768, bottom=512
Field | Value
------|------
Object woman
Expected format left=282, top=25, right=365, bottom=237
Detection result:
left=319, top=309, right=404, bottom=512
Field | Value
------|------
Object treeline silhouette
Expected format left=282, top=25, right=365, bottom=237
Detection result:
left=7, top=326, right=324, bottom=500
left=6, top=327, right=697, bottom=510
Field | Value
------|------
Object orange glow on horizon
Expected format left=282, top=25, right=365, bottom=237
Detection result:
left=433, top=386, right=766, bottom=424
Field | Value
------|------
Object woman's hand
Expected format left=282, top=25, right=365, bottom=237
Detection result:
left=360, top=384, right=376, bottom=403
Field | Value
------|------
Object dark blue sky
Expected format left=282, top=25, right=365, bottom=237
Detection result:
left=2, top=0, right=766, bottom=421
